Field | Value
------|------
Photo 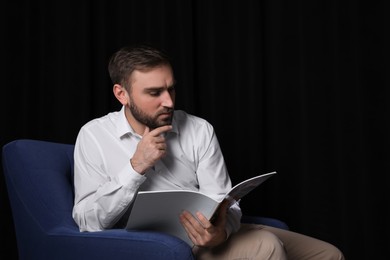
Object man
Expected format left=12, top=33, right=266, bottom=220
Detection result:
left=72, top=44, right=344, bottom=259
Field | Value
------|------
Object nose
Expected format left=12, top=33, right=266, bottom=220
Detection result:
left=161, top=90, right=174, bottom=108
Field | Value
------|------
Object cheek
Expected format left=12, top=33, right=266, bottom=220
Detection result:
left=142, top=98, right=161, bottom=111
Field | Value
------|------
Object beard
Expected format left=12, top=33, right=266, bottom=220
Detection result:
left=129, top=99, right=174, bottom=130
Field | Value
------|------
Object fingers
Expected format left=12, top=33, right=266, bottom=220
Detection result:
left=147, top=125, right=172, bottom=137
left=180, top=210, right=227, bottom=247
left=142, top=126, right=150, bottom=136
left=143, top=125, right=172, bottom=150
left=140, top=125, right=172, bottom=149
left=196, top=211, right=212, bottom=230
left=131, top=125, right=172, bottom=174
left=180, top=210, right=207, bottom=245
left=180, top=211, right=198, bottom=239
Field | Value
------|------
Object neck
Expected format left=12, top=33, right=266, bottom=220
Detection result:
left=124, top=107, right=146, bottom=135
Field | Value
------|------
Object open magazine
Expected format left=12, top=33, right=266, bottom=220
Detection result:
left=126, top=171, right=277, bottom=246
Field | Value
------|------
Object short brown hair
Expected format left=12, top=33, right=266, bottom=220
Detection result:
left=108, top=44, right=172, bottom=90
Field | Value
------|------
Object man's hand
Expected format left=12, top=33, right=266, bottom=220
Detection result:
left=179, top=199, right=230, bottom=248
left=130, top=125, right=172, bottom=174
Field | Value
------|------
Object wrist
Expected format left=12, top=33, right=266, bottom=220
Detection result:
left=130, top=158, right=147, bottom=175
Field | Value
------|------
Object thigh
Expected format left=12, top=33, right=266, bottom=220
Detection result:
left=193, top=224, right=287, bottom=260
left=260, top=225, right=345, bottom=260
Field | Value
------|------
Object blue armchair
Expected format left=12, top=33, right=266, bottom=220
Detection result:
left=2, top=139, right=288, bottom=259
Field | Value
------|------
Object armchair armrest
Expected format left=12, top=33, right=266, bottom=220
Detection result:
left=241, top=215, right=289, bottom=230
left=46, top=227, right=194, bottom=260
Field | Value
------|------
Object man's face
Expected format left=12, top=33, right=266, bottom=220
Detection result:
left=127, top=65, right=176, bottom=130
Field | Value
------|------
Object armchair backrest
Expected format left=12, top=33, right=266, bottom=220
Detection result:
left=2, top=139, right=77, bottom=233
left=2, top=139, right=195, bottom=260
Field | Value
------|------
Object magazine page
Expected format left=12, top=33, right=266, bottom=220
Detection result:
left=126, top=190, right=219, bottom=246
left=227, top=171, right=277, bottom=202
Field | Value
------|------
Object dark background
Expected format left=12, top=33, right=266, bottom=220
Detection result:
left=1, top=1, right=389, bottom=259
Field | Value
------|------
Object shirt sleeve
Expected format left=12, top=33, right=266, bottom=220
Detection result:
left=194, top=121, right=242, bottom=236
left=72, top=127, right=146, bottom=232
left=225, top=201, right=242, bottom=238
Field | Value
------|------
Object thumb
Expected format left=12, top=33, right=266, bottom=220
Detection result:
left=219, top=199, right=230, bottom=213
left=214, top=199, right=230, bottom=224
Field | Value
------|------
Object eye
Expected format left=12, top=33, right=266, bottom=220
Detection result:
left=149, top=90, right=161, bottom=96
left=168, top=86, right=176, bottom=94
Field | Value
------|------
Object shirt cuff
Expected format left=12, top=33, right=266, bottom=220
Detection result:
left=117, top=161, right=146, bottom=190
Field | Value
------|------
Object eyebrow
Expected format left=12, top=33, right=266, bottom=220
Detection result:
left=144, top=82, right=176, bottom=92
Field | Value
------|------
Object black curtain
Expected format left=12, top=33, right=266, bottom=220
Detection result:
left=1, top=1, right=389, bottom=259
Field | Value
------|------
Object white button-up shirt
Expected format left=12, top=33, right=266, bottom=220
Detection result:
left=72, top=106, right=241, bottom=236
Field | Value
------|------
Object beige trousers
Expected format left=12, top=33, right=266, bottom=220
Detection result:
left=193, top=224, right=345, bottom=260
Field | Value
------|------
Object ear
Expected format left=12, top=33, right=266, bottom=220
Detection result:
left=113, top=84, right=129, bottom=105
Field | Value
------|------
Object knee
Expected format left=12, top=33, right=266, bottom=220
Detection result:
left=324, top=245, right=345, bottom=260
left=251, top=230, right=287, bottom=259
left=312, top=243, right=345, bottom=260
